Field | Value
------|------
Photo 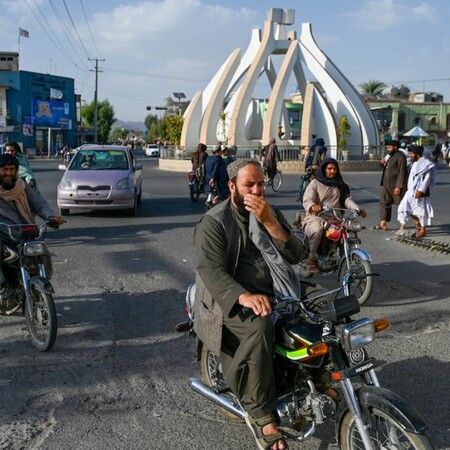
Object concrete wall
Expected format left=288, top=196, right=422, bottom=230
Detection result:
left=159, top=158, right=382, bottom=174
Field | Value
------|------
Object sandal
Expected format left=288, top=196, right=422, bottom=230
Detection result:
left=415, top=228, right=427, bottom=238
left=244, top=413, right=288, bottom=450
left=372, top=225, right=387, bottom=231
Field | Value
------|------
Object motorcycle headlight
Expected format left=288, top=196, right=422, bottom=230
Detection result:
left=340, top=318, right=375, bottom=351
left=23, top=242, right=47, bottom=256
left=347, top=220, right=361, bottom=232
left=116, top=177, right=133, bottom=190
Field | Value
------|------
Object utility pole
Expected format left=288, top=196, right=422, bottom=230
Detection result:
left=89, top=58, right=105, bottom=142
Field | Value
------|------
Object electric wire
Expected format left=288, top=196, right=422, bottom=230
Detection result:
left=79, top=0, right=102, bottom=58
left=62, top=0, right=92, bottom=58
left=48, top=0, right=88, bottom=69
left=24, top=0, right=86, bottom=72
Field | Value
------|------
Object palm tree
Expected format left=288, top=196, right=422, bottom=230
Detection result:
left=359, top=79, right=387, bottom=98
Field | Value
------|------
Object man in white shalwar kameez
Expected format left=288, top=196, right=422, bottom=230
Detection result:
left=396, top=145, right=435, bottom=238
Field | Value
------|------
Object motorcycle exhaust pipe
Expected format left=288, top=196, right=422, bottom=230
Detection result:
left=190, top=378, right=246, bottom=419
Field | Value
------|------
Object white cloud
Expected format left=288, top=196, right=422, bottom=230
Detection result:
left=342, top=0, right=436, bottom=32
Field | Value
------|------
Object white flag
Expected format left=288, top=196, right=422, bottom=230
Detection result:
left=50, top=88, right=63, bottom=100
left=19, top=28, right=29, bottom=38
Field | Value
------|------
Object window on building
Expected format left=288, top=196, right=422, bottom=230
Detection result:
left=446, top=114, right=450, bottom=131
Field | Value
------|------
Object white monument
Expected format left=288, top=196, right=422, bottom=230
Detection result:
left=180, top=8, right=379, bottom=157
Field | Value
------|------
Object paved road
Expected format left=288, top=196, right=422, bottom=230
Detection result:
left=0, top=155, right=449, bottom=449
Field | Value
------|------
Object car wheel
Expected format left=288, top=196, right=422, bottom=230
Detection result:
left=60, top=208, right=70, bottom=216
left=126, top=197, right=137, bottom=216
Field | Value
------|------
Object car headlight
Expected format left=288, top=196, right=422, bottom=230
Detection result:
left=340, top=318, right=375, bottom=351
left=116, top=177, right=133, bottom=190
left=347, top=220, right=361, bottom=232
left=59, top=180, right=73, bottom=190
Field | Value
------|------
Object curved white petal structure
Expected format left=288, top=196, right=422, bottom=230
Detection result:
left=180, top=8, right=380, bottom=153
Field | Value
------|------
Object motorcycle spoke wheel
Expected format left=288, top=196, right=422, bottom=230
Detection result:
left=200, top=346, right=241, bottom=422
left=340, top=406, right=433, bottom=450
left=338, top=254, right=374, bottom=305
left=25, top=286, right=57, bottom=352
left=272, top=172, right=282, bottom=192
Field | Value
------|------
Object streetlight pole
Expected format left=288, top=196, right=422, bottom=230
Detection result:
left=172, top=92, right=186, bottom=116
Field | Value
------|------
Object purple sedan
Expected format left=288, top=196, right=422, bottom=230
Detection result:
left=57, top=145, right=143, bottom=216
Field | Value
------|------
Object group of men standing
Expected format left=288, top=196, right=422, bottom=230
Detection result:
left=374, top=139, right=435, bottom=238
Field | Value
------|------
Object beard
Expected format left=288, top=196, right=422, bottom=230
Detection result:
left=233, top=187, right=249, bottom=219
left=0, top=175, right=17, bottom=190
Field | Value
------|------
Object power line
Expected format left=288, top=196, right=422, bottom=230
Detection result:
left=24, top=0, right=86, bottom=71
left=79, top=0, right=102, bottom=58
left=48, top=0, right=88, bottom=68
left=62, top=0, right=92, bottom=58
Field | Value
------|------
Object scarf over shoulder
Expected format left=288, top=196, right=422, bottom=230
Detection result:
left=0, top=179, right=35, bottom=224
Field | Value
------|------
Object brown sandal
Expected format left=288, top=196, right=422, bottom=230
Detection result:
left=244, top=413, right=288, bottom=450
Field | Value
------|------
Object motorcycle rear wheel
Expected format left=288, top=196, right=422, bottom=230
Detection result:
left=271, top=172, right=282, bottom=192
left=25, top=285, right=57, bottom=352
left=190, top=184, right=200, bottom=202
left=340, top=405, right=433, bottom=450
left=200, top=345, right=242, bottom=422
left=338, top=254, right=374, bottom=305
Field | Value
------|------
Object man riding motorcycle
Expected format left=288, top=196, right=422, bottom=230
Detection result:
left=0, top=153, right=64, bottom=293
left=4, top=141, right=40, bottom=193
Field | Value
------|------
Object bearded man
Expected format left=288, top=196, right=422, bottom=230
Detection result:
left=193, top=159, right=307, bottom=450
left=0, top=154, right=64, bottom=291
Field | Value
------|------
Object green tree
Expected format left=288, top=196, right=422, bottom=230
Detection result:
left=160, top=115, right=184, bottom=145
left=145, top=113, right=159, bottom=131
left=359, top=79, right=386, bottom=97
left=110, top=127, right=128, bottom=142
left=337, top=115, right=351, bottom=158
left=81, top=99, right=116, bottom=143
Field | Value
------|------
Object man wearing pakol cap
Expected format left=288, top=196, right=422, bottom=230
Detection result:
left=373, top=139, right=407, bottom=230
left=395, top=145, right=435, bottom=238
left=193, top=159, right=307, bottom=450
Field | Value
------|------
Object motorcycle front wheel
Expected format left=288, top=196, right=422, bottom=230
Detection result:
left=338, top=254, right=374, bottom=305
left=339, top=405, right=433, bottom=450
left=25, top=285, right=57, bottom=351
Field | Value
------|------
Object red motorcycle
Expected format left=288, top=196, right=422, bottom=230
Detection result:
left=295, top=207, right=377, bottom=305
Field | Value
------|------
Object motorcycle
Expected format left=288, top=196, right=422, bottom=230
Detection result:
left=0, top=220, right=59, bottom=351
left=176, top=283, right=433, bottom=450
left=297, top=166, right=314, bottom=202
left=188, top=169, right=205, bottom=202
left=295, top=206, right=377, bottom=305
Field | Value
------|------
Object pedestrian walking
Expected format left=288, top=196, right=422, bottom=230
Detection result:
left=395, top=145, right=436, bottom=238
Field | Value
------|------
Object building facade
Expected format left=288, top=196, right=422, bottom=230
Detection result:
left=0, top=51, right=78, bottom=155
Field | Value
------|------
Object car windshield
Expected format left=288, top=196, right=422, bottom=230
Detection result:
left=69, top=150, right=129, bottom=171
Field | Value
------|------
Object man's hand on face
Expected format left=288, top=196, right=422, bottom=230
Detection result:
left=237, top=292, right=272, bottom=317
left=243, top=193, right=273, bottom=224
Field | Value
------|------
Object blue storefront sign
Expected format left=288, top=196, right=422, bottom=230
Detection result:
left=32, top=99, right=72, bottom=129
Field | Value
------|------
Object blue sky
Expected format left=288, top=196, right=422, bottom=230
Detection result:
left=1, top=0, right=449, bottom=122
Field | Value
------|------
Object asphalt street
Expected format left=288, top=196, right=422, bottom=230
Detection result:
left=0, top=154, right=449, bottom=450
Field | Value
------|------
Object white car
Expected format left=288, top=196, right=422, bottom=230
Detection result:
left=144, top=143, right=160, bottom=157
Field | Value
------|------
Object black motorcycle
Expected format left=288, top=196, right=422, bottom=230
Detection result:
left=188, top=169, right=205, bottom=202
left=176, top=283, right=432, bottom=449
left=0, top=220, right=60, bottom=351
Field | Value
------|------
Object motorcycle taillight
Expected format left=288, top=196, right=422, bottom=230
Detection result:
left=188, top=172, right=196, bottom=181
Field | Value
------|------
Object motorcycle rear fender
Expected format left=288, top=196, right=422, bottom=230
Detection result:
left=359, top=386, right=428, bottom=434
left=348, top=247, right=371, bottom=261
left=30, top=276, right=55, bottom=295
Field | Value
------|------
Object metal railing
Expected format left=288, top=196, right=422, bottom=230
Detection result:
left=159, top=144, right=386, bottom=162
